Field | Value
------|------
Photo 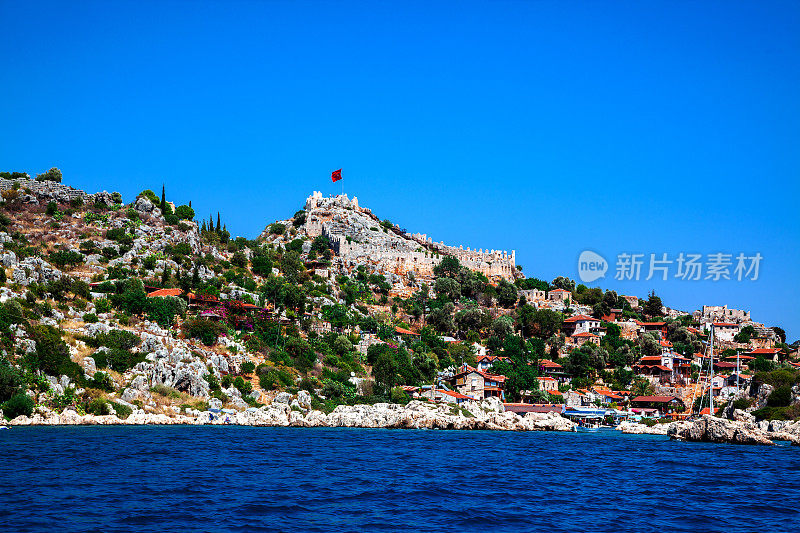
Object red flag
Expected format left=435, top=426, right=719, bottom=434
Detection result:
left=331, top=168, right=342, bottom=182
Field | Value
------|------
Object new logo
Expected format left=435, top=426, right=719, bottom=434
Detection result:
left=578, top=250, right=608, bottom=283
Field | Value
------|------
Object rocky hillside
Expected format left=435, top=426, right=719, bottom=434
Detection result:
left=0, top=174, right=531, bottom=427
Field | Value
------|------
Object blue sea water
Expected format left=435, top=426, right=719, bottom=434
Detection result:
left=1, top=426, right=798, bottom=532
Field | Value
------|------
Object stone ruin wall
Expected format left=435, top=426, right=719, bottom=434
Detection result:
left=0, top=178, right=114, bottom=204
left=303, top=192, right=518, bottom=280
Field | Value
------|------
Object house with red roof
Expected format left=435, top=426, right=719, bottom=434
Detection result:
left=637, top=321, right=668, bottom=338
left=563, top=314, right=601, bottom=336
left=538, top=359, right=571, bottom=383
left=451, top=365, right=505, bottom=401
left=745, top=347, right=786, bottom=362
left=630, top=395, right=685, bottom=415
left=548, top=288, right=571, bottom=302
left=537, top=375, right=558, bottom=392
left=569, top=331, right=600, bottom=346
left=476, top=354, right=510, bottom=371
left=147, top=288, right=184, bottom=298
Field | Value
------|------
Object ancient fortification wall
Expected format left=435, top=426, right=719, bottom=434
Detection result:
left=303, top=191, right=518, bottom=280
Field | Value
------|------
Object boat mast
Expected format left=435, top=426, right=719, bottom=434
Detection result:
left=708, top=324, right=714, bottom=416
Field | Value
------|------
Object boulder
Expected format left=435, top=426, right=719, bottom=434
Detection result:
left=668, top=415, right=774, bottom=446
left=273, top=391, right=292, bottom=404
left=134, top=196, right=155, bottom=213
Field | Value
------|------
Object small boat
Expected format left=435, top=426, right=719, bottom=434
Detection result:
left=576, top=419, right=601, bottom=432
left=0, top=426, right=9, bottom=430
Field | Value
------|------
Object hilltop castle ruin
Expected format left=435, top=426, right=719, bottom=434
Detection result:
left=302, top=191, right=518, bottom=280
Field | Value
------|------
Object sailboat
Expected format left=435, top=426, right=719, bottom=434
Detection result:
left=690, top=324, right=716, bottom=417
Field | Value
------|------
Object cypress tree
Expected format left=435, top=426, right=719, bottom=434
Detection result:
left=216, top=213, right=221, bottom=234
left=192, top=264, right=200, bottom=287
left=160, top=184, right=167, bottom=213
left=201, top=220, right=207, bottom=233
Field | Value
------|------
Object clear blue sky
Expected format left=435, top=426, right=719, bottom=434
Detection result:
left=1, top=1, right=798, bottom=340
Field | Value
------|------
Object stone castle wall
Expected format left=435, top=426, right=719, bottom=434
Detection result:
left=303, top=192, right=518, bottom=280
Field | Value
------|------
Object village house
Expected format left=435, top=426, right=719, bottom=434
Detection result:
left=427, top=389, right=475, bottom=404
left=548, top=288, right=571, bottom=302
left=475, top=354, right=510, bottom=371
left=519, top=288, right=546, bottom=303
left=622, top=295, right=639, bottom=309
left=451, top=365, right=506, bottom=401
left=638, top=321, right=668, bottom=338
left=568, top=331, right=600, bottom=347
left=538, top=360, right=570, bottom=383
left=562, top=314, right=602, bottom=336
left=711, top=322, right=741, bottom=342
left=537, top=375, right=558, bottom=392
left=745, top=347, right=786, bottom=363
left=630, top=395, right=685, bottom=416
left=563, top=389, right=592, bottom=408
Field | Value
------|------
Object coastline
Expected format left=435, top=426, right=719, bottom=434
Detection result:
left=2, top=398, right=577, bottom=432
left=6, top=399, right=800, bottom=446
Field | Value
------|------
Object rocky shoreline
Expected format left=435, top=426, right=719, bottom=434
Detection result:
left=617, top=412, right=800, bottom=446
left=2, top=397, right=577, bottom=432
left=6, top=393, right=800, bottom=445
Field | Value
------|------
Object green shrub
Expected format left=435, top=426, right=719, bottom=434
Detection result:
left=86, top=398, right=112, bottom=416
left=172, top=242, right=192, bottom=256
left=83, top=313, right=98, bottom=323
left=231, top=251, right=247, bottom=268
left=48, top=250, right=84, bottom=270
left=112, top=401, right=132, bottom=419
left=0, top=363, right=23, bottom=402
left=35, top=167, right=62, bottom=183
left=106, top=228, right=133, bottom=245
left=269, top=223, right=286, bottom=235
left=26, top=325, right=73, bottom=377
left=138, top=189, right=159, bottom=204
left=151, top=383, right=180, bottom=398
left=731, top=398, right=751, bottom=411
left=240, top=361, right=256, bottom=375
left=390, top=386, right=409, bottom=404
left=2, top=393, right=34, bottom=419
left=767, top=385, right=792, bottom=407
left=146, top=295, right=186, bottom=327
left=89, top=371, right=115, bottom=392
left=142, top=255, right=158, bottom=270
left=46, top=201, right=58, bottom=216
left=257, top=366, right=293, bottom=390
left=183, top=318, right=227, bottom=346
left=95, top=298, right=112, bottom=313
left=174, top=205, right=195, bottom=220
left=107, top=348, right=144, bottom=372
left=95, top=329, right=141, bottom=351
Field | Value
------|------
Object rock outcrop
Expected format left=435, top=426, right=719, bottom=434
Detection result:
left=668, top=415, right=775, bottom=446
